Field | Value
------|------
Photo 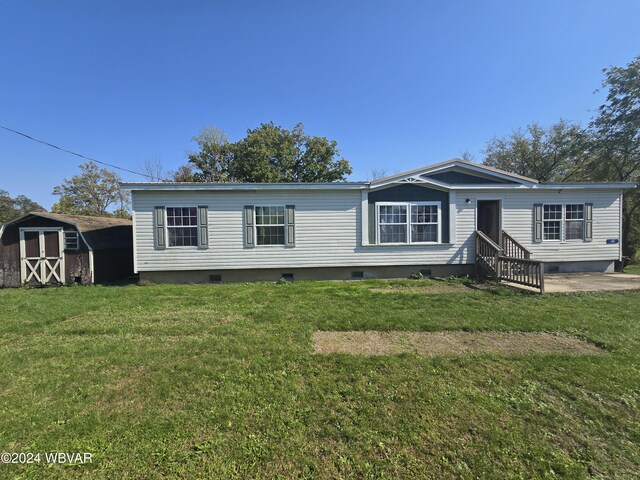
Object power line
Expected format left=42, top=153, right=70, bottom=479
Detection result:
left=0, top=124, right=152, bottom=179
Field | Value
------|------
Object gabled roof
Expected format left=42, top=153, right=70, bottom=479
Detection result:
left=0, top=212, right=132, bottom=250
left=370, top=158, right=540, bottom=186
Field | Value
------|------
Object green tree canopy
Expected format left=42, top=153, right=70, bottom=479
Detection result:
left=185, top=122, right=352, bottom=183
left=482, top=120, right=591, bottom=182
left=0, top=190, right=45, bottom=224
left=52, top=162, right=130, bottom=217
left=187, top=127, right=233, bottom=182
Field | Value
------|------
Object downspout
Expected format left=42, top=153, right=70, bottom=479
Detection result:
left=619, top=189, right=623, bottom=263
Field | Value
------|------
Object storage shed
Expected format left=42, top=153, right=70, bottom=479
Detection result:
left=0, top=212, right=133, bottom=287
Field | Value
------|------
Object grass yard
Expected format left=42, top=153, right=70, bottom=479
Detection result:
left=624, top=264, right=640, bottom=275
left=0, top=278, right=639, bottom=479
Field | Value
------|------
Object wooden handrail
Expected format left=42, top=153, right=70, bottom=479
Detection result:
left=476, top=230, right=502, bottom=253
left=498, top=256, right=545, bottom=293
left=475, top=230, right=503, bottom=278
left=475, top=230, right=545, bottom=293
left=501, top=230, right=531, bottom=259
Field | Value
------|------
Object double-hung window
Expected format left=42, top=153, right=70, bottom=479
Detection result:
left=564, top=204, right=584, bottom=240
left=542, top=204, right=585, bottom=241
left=543, top=204, right=562, bottom=240
left=378, top=204, right=408, bottom=243
left=166, top=207, right=198, bottom=247
left=410, top=204, right=439, bottom=242
left=255, top=206, right=285, bottom=245
left=377, top=202, right=440, bottom=244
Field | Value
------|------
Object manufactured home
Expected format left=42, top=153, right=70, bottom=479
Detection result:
left=0, top=212, right=133, bottom=287
left=122, top=159, right=635, bottom=289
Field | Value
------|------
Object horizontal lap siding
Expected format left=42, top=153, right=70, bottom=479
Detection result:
left=133, top=190, right=473, bottom=271
left=458, top=189, right=621, bottom=262
left=132, top=188, right=621, bottom=272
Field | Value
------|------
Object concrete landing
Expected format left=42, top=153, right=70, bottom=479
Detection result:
left=544, top=273, right=640, bottom=293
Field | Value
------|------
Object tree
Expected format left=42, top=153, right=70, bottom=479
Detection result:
left=368, top=168, right=388, bottom=181
left=589, top=55, right=640, bottom=259
left=0, top=190, right=14, bottom=223
left=0, top=189, right=45, bottom=224
left=185, top=122, right=352, bottom=183
left=52, top=162, right=129, bottom=217
left=187, top=127, right=234, bottom=182
left=170, top=164, right=197, bottom=182
left=460, top=150, right=475, bottom=162
left=482, top=120, right=591, bottom=182
left=140, top=158, right=167, bottom=182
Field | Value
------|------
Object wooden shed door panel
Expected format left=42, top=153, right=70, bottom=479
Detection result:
left=20, top=229, right=64, bottom=286
left=43, top=231, right=60, bottom=257
left=24, top=231, right=40, bottom=257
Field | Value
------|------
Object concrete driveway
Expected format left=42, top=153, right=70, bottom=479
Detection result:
left=544, top=272, right=640, bottom=293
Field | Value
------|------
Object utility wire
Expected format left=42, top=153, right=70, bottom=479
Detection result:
left=0, top=124, right=152, bottom=179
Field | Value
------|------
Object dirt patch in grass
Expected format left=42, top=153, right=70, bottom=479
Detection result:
left=313, top=331, right=605, bottom=356
left=369, top=283, right=471, bottom=294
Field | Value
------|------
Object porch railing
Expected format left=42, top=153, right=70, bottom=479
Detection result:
left=501, top=230, right=531, bottom=259
left=475, top=230, right=545, bottom=293
left=475, top=230, right=502, bottom=277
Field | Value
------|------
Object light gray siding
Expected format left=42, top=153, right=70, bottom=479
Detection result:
left=131, top=187, right=622, bottom=272
left=498, top=189, right=621, bottom=262
left=457, top=189, right=621, bottom=263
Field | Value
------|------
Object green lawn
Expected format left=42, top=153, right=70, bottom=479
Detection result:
left=624, top=264, right=640, bottom=275
left=0, top=279, right=639, bottom=479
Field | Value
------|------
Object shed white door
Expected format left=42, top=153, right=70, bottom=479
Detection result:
left=19, top=228, right=65, bottom=285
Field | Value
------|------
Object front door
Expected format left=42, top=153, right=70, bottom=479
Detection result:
left=477, top=200, right=501, bottom=245
left=20, top=228, right=65, bottom=285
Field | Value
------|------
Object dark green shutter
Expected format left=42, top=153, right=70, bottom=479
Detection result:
left=533, top=204, right=543, bottom=243
left=584, top=203, right=593, bottom=242
left=368, top=203, right=376, bottom=244
left=154, top=206, right=166, bottom=249
left=285, top=205, right=295, bottom=246
left=197, top=205, right=208, bottom=249
left=244, top=205, right=255, bottom=247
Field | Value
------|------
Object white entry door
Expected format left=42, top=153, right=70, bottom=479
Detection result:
left=19, top=228, right=65, bottom=285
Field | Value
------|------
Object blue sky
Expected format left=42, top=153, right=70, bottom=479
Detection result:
left=1, top=1, right=639, bottom=208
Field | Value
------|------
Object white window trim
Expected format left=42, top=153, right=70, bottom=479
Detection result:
left=375, top=201, right=442, bottom=245
left=542, top=203, right=586, bottom=243
left=254, top=205, right=286, bottom=247
left=166, top=206, right=199, bottom=249
left=564, top=204, right=585, bottom=242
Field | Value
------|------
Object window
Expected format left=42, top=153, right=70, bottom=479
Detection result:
left=411, top=204, right=439, bottom=242
left=255, top=206, right=285, bottom=245
left=543, top=204, right=562, bottom=240
left=64, top=231, right=79, bottom=250
left=565, top=204, right=584, bottom=240
left=377, top=202, right=440, bottom=244
left=542, top=204, right=586, bottom=241
left=166, top=207, right=198, bottom=247
left=379, top=204, right=407, bottom=243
